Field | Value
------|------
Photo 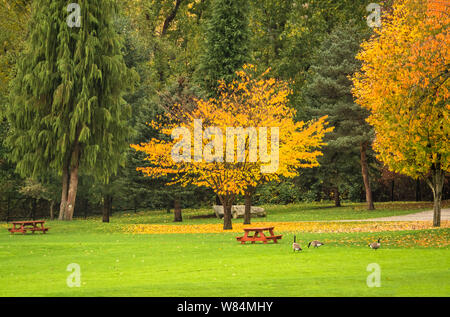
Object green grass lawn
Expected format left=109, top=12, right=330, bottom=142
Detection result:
left=0, top=201, right=448, bottom=297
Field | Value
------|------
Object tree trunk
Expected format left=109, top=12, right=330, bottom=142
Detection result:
left=173, top=199, right=182, bottom=222
left=425, top=168, right=445, bottom=227
left=6, top=195, right=10, bottom=222
left=415, top=178, right=421, bottom=202
left=161, top=0, right=183, bottom=36
left=84, top=199, right=88, bottom=219
left=64, top=166, right=79, bottom=221
left=391, top=180, right=395, bottom=201
left=360, top=142, right=375, bottom=210
left=28, top=199, right=33, bottom=219
left=64, top=144, right=80, bottom=221
left=166, top=200, right=172, bottom=214
left=220, top=194, right=233, bottom=230
left=50, top=200, right=54, bottom=220
left=32, top=199, right=36, bottom=220
left=223, top=203, right=233, bottom=230
left=334, top=187, right=341, bottom=207
left=103, top=195, right=112, bottom=223
left=244, top=190, right=252, bottom=225
left=58, top=163, right=70, bottom=220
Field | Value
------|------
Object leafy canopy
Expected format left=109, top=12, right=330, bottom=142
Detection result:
left=132, top=65, right=333, bottom=197
left=352, top=0, right=449, bottom=178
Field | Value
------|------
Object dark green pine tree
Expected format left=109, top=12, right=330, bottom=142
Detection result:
left=195, top=0, right=250, bottom=96
left=6, top=0, right=137, bottom=220
left=300, top=23, right=375, bottom=209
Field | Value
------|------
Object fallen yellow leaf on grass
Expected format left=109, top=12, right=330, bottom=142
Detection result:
left=126, top=221, right=450, bottom=235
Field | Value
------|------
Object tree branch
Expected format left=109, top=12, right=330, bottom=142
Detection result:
left=161, top=0, right=183, bottom=36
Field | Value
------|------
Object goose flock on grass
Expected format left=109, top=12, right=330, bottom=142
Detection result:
left=292, top=236, right=381, bottom=252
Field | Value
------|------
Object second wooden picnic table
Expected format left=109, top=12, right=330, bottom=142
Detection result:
left=8, top=220, right=49, bottom=234
left=236, top=226, right=282, bottom=244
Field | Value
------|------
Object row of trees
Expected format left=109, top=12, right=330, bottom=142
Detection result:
left=0, top=0, right=448, bottom=227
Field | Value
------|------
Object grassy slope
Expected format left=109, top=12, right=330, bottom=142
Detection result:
left=0, top=202, right=448, bottom=297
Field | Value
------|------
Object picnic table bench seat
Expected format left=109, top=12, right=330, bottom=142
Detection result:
left=265, top=234, right=283, bottom=240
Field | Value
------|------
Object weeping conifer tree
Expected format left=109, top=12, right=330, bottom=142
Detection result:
left=6, top=0, right=137, bottom=220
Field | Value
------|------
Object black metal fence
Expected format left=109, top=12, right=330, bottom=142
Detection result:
left=0, top=197, right=105, bottom=222
left=0, top=196, right=164, bottom=222
left=0, top=197, right=49, bottom=222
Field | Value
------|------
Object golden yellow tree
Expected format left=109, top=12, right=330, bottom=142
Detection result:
left=352, top=0, right=449, bottom=226
left=132, top=65, right=332, bottom=229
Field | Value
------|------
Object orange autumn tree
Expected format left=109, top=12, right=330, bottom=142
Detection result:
left=132, top=65, right=332, bottom=230
left=352, top=0, right=449, bottom=227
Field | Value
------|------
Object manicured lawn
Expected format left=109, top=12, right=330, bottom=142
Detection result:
left=0, top=202, right=448, bottom=297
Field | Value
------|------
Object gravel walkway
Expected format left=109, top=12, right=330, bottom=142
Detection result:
left=338, top=208, right=450, bottom=222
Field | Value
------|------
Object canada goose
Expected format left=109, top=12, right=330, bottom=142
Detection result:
left=308, top=240, right=324, bottom=248
left=292, top=235, right=302, bottom=252
left=369, top=238, right=381, bottom=250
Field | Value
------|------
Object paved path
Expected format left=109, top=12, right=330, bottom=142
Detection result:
left=338, top=209, right=450, bottom=222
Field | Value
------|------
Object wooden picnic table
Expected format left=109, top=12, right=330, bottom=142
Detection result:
left=236, top=226, right=282, bottom=244
left=8, top=220, right=49, bottom=235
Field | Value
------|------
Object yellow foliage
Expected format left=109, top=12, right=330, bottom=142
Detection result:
left=132, top=65, right=333, bottom=197
left=352, top=0, right=449, bottom=178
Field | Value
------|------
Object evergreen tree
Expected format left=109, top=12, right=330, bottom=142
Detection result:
left=195, top=0, right=250, bottom=95
left=6, top=0, right=137, bottom=220
left=300, top=23, right=375, bottom=209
